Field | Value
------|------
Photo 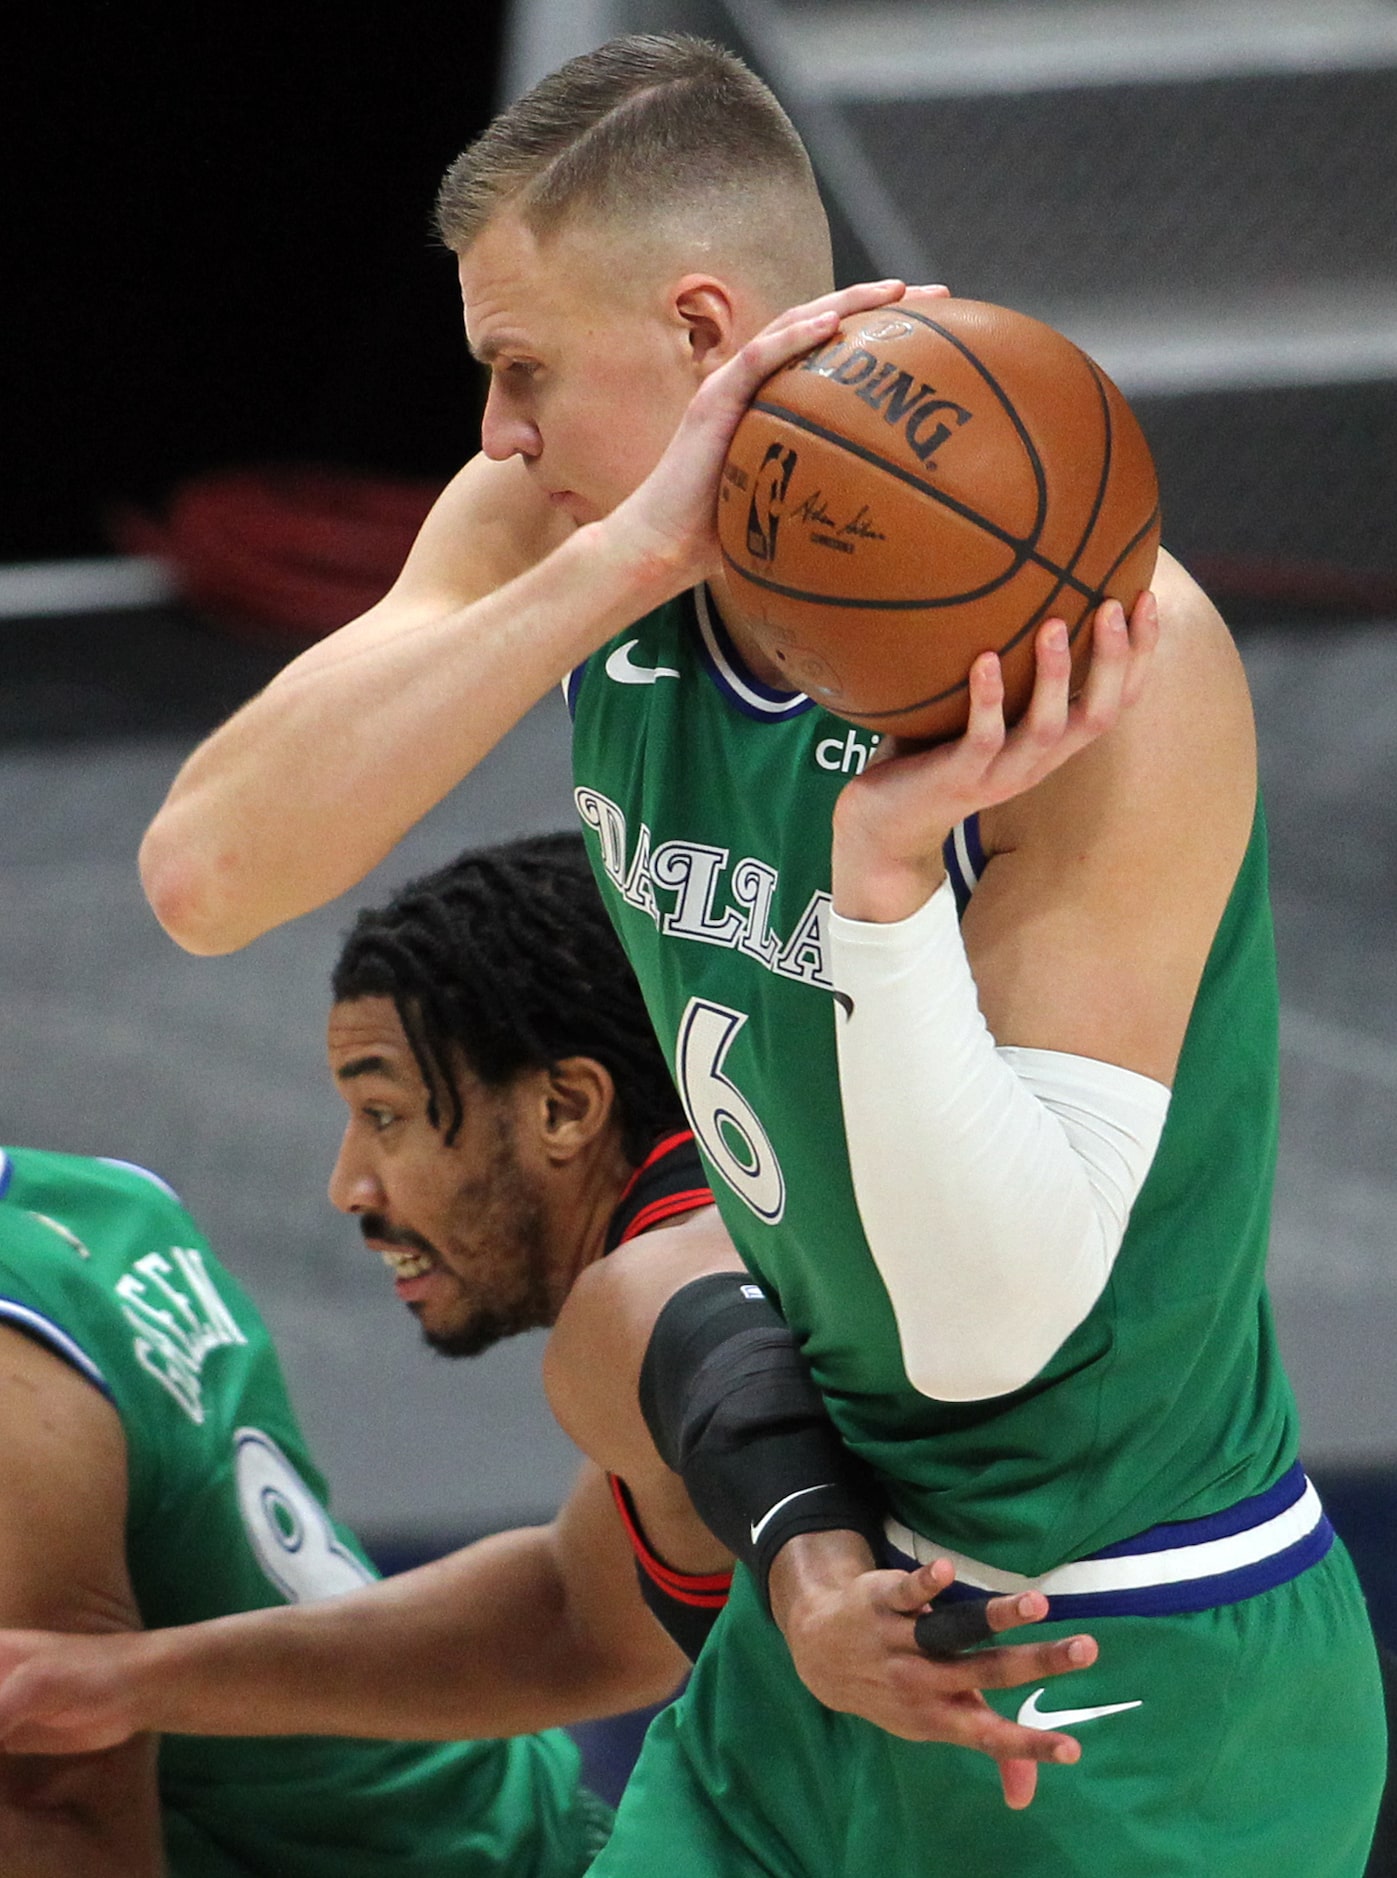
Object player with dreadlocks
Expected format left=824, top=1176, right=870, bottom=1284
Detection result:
left=0, top=832, right=1092, bottom=1783
left=333, top=831, right=689, bottom=1169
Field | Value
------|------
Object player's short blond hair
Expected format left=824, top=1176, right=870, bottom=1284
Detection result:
left=435, top=34, right=832, bottom=301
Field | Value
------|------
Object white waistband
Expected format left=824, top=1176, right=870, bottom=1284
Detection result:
left=884, top=1478, right=1326, bottom=1597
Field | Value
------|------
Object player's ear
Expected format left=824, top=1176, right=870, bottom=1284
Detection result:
left=532, top=1057, right=617, bottom=1163
left=672, top=276, right=740, bottom=376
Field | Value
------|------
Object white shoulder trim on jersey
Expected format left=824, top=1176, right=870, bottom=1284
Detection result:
left=97, top=1157, right=181, bottom=1201
left=831, top=881, right=1170, bottom=1401
left=0, top=1300, right=112, bottom=1397
left=694, top=586, right=810, bottom=720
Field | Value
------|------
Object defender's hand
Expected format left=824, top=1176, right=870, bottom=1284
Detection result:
left=769, top=1534, right=1097, bottom=1810
left=0, top=1629, right=151, bottom=1756
left=831, top=590, right=1160, bottom=924
left=606, top=281, right=924, bottom=589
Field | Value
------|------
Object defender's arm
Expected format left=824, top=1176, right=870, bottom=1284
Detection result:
left=0, top=1462, right=685, bottom=1752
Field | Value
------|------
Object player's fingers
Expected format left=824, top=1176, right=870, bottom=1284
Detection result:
left=914, top=1600, right=997, bottom=1659
left=913, top=1586, right=1055, bottom=1659
left=1008, top=618, right=1074, bottom=759
left=885, top=1557, right=955, bottom=1615
left=983, top=1589, right=1050, bottom=1636
left=721, top=309, right=843, bottom=404
left=946, top=1694, right=1082, bottom=1767
left=1118, top=587, right=1160, bottom=709
left=958, top=651, right=1008, bottom=769
left=942, top=1632, right=1098, bottom=1693
left=998, top=1755, right=1040, bottom=1810
left=796, top=278, right=908, bottom=326
left=1071, top=598, right=1132, bottom=738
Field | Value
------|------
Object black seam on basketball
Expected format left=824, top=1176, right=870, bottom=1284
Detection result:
left=742, top=403, right=1099, bottom=610
left=718, top=547, right=1059, bottom=614
left=862, top=304, right=1050, bottom=546
left=750, top=398, right=1048, bottom=574
left=837, top=503, right=1162, bottom=725
left=1098, top=503, right=1162, bottom=589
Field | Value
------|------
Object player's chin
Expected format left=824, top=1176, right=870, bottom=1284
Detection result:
left=417, top=1302, right=523, bottom=1361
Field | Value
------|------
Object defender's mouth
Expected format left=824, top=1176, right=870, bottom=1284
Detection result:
left=379, top=1246, right=434, bottom=1281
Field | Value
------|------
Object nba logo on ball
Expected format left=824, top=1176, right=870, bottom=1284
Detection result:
left=717, top=298, right=1160, bottom=741
left=746, top=444, right=798, bottom=563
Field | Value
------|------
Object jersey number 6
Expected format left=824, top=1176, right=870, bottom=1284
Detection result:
left=675, top=998, right=786, bottom=1224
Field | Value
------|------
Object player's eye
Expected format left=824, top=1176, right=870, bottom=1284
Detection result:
left=363, top=1105, right=398, bottom=1132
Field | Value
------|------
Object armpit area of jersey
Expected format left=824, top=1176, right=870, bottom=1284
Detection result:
left=608, top=1473, right=730, bottom=1662
left=605, top=1131, right=711, bottom=1252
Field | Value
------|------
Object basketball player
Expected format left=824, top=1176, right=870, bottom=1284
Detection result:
left=0, top=834, right=1091, bottom=1843
left=126, top=33, right=1384, bottom=1876
left=0, top=1147, right=619, bottom=1876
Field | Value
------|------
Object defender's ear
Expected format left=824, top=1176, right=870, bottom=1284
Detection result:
left=526, top=1057, right=618, bottom=1164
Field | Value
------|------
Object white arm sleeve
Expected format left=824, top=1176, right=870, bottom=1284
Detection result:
left=830, top=880, right=1171, bottom=1402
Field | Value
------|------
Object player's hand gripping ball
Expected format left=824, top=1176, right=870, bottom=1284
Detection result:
left=717, top=298, right=1161, bottom=741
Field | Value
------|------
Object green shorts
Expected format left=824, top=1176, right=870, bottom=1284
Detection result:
left=590, top=1541, right=1385, bottom=1878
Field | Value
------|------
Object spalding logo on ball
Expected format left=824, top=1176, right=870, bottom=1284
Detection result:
left=717, top=298, right=1161, bottom=741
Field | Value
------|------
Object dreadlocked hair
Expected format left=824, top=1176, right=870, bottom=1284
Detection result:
left=332, top=831, right=687, bottom=1165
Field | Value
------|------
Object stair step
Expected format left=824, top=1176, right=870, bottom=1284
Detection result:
left=774, top=0, right=1397, bottom=98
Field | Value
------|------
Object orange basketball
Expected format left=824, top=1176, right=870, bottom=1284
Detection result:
left=716, top=298, right=1160, bottom=741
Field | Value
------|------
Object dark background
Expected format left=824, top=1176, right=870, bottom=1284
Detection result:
left=3, top=2, right=507, bottom=562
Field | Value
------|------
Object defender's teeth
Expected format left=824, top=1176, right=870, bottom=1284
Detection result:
left=382, top=1248, right=433, bottom=1279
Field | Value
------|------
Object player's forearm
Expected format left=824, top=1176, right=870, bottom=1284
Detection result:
left=140, top=520, right=680, bottom=954
left=124, top=1529, right=659, bottom=1742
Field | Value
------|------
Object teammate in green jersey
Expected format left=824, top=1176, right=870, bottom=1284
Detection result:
left=0, top=1147, right=618, bottom=1876
left=117, top=30, right=1385, bottom=1875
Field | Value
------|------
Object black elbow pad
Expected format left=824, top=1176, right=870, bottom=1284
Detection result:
left=638, top=1273, right=884, bottom=1611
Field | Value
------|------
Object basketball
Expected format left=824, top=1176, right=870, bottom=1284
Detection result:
left=716, top=298, right=1161, bottom=741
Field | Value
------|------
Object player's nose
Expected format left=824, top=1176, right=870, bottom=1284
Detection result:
left=479, top=382, right=541, bottom=462
left=327, top=1129, right=382, bottom=1215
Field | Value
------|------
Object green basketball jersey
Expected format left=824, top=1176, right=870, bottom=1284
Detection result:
left=569, top=588, right=1299, bottom=1574
left=0, top=1147, right=599, bottom=1878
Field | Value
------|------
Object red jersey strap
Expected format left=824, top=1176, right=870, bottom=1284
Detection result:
left=607, top=1473, right=732, bottom=1610
left=606, top=1131, right=712, bottom=1252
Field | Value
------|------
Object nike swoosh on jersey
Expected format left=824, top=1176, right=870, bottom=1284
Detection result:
left=605, top=639, right=680, bottom=684
left=749, top=1483, right=834, bottom=1546
left=1017, top=1687, right=1143, bottom=1730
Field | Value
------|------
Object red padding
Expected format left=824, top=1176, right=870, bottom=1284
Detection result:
left=110, top=466, right=444, bottom=642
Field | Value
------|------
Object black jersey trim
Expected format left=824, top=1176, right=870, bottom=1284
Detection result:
left=606, top=1131, right=712, bottom=1253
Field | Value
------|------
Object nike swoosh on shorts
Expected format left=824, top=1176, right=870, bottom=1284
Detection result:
left=1017, top=1687, right=1144, bottom=1730
left=605, top=640, right=680, bottom=684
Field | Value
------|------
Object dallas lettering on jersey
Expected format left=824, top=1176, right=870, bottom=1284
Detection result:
left=576, top=786, right=831, bottom=989
left=116, top=1247, right=247, bottom=1424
